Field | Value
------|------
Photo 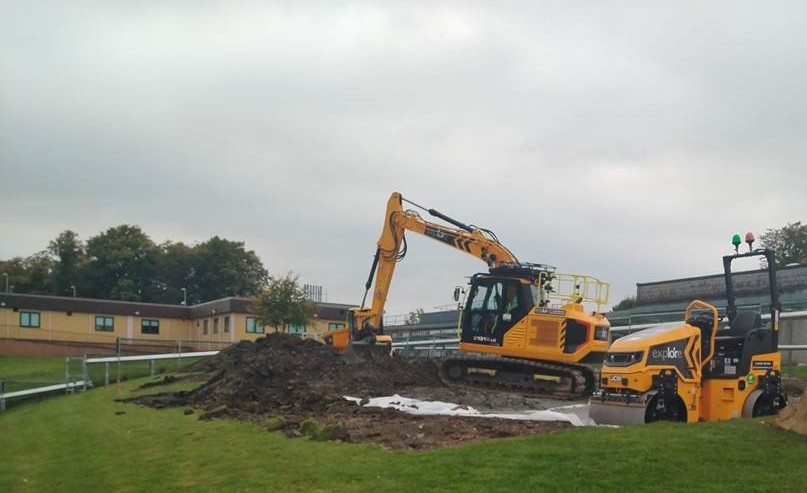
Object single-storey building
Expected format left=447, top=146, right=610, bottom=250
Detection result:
left=0, top=292, right=352, bottom=355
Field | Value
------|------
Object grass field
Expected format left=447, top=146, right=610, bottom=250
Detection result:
left=0, top=355, right=200, bottom=393
left=1, top=374, right=807, bottom=493
left=784, top=364, right=807, bottom=379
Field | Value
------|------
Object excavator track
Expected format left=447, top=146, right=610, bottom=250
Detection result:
left=439, top=354, right=597, bottom=400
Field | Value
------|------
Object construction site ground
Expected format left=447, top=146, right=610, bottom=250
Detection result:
left=128, top=334, right=584, bottom=449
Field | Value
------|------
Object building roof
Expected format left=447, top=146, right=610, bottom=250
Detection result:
left=607, top=263, right=807, bottom=326
left=0, top=293, right=355, bottom=321
left=635, top=264, right=807, bottom=307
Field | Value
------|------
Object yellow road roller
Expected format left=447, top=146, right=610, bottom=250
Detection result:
left=589, top=236, right=787, bottom=425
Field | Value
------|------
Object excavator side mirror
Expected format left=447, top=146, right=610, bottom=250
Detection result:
left=453, top=286, right=462, bottom=302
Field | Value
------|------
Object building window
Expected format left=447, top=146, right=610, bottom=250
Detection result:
left=203, top=320, right=209, bottom=335
left=328, top=322, right=345, bottom=330
left=20, top=311, right=41, bottom=328
left=213, top=317, right=219, bottom=334
left=246, top=317, right=264, bottom=334
left=95, top=316, right=114, bottom=332
left=141, top=319, right=160, bottom=335
left=288, top=323, right=305, bottom=335
left=224, top=316, right=231, bottom=333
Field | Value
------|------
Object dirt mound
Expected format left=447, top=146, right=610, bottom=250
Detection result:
left=185, top=333, right=442, bottom=415
left=128, top=334, right=578, bottom=449
left=774, top=382, right=807, bottom=435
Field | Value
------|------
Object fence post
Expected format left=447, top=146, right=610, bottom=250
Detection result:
left=64, top=357, right=70, bottom=394
left=82, top=354, right=89, bottom=391
left=116, top=337, right=121, bottom=391
left=177, top=340, right=182, bottom=371
left=0, top=380, right=5, bottom=411
left=104, top=362, right=110, bottom=389
left=149, top=359, right=155, bottom=376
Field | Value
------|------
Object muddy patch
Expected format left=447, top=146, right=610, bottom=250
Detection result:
left=129, top=333, right=580, bottom=449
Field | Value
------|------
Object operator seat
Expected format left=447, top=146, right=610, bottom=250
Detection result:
left=730, top=311, right=762, bottom=333
left=708, top=310, right=764, bottom=375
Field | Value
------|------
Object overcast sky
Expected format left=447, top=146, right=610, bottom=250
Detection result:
left=1, top=1, right=805, bottom=315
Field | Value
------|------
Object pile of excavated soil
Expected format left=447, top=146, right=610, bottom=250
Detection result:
left=130, top=333, right=574, bottom=449
left=185, top=333, right=443, bottom=415
left=773, top=381, right=807, bottom=436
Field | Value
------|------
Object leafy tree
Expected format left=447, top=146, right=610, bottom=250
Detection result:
left=152, top=241, right=195, bottom=304
left=612, top=295, right=636, bottom=312
left=0, top=253, right=54, bottom=294
left=253, top=274, right=315, bottom=333
left=0, top=257, right=26, bottom=293
left=1, top=225, right=269, bottom=303
left=760, top=221, right=807, bottom=268
left=189, top=236, right=268, bottom=303
left=82, top=225, right=159, bottom=301
left=48, top=230, right=86, bottom=296
left=407, top=308, right=425, bottom=325
left=25, top=252, right=55, bottom=294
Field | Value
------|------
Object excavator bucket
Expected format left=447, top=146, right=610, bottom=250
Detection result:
left=588, top=399, right=648, bottom=426
left=343, top=338, right=393, bottom=363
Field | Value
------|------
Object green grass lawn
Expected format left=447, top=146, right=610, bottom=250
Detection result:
left=783, top=364, right=807, bottom=379
left=1, top=375, right=807, bottom=493
left=0, top=355, right=200, bottom=393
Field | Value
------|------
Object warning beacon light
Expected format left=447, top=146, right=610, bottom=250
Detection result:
left=745, top=232, right=755, bottom=252
left=732, top=234, right=742, bottom=253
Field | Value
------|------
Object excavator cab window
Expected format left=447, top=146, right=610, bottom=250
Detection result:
left=462, top=277, right=532, bottom=346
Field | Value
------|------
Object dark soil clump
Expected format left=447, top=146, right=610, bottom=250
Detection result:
left=185, top=333, right=442, bottom=415
left=132, top=333, right=575, bottom=449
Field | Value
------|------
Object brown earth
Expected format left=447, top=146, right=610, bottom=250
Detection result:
left=128, top=333, right=574, bottom=449
left=773, top=380, right=807, bottom=436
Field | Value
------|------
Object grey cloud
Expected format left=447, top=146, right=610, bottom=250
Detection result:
left=2, top=1, right=806, bottom=315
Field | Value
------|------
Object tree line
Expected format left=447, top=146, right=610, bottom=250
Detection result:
left=0, top=225, right=269, bottom=304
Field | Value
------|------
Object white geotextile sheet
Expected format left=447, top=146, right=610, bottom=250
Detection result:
left=344, top=394, right=593, bottom=427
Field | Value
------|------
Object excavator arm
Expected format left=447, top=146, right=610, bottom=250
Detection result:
left=345, top=192, right=521, bottom=348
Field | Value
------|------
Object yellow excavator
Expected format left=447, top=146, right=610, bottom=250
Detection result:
left=324, top=192, right=611, bottom=399
left=589, top=234, right=788, bottom=424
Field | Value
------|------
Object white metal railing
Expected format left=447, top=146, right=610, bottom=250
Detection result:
left=390, top=328, right=807, bottom=359
left=80, top=351, right=220, bottom=391
left=392, top=338, right=459, bottom=348
left=85, top=351, right=219, bottom=364
left=0, top=381, right=87, bottom=411
left=0, top=350, right=219, bottom=412
left=610, top=309, right=807, bottom=334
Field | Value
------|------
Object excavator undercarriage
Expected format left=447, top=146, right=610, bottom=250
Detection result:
left=440, top=354, right=597, bottom=399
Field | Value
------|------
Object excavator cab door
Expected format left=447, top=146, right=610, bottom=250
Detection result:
left=461, top=277, right=532, bottom=346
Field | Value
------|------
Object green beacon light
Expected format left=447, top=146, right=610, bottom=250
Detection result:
left=732, top=234, right=741, bottom=253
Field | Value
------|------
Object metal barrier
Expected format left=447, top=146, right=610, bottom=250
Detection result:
left=1, top=349, right=219, bottom=412
left=390, top=326, right=807, bottom=361
left=392, top=337, right=459, bottom=358
left=0, top=380, right=87, bottom=411
left=79, top=351, right=220, bottom=389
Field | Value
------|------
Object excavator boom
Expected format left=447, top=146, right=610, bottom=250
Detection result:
left=327, top=192, right=530, bottom=354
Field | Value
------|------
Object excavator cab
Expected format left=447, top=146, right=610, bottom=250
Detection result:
left=442, top=265, right=612, bottom=398
left=461, top=274, right=534, bottom=346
